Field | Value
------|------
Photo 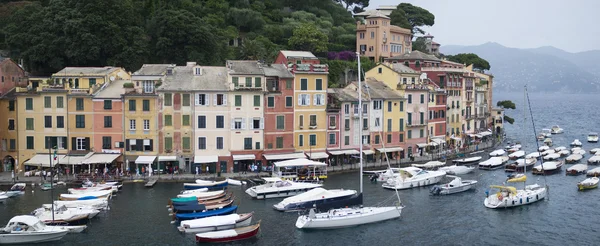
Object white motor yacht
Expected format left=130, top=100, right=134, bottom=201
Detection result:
left=3, top=183, right=26, bottom=197
left=430, top=176, right=477, bottom=195
left=245, top=178, right=322, bottom=199
left=178, top=213, right=254, bottom=234
left=588, top=133, right=599, bottom=143
left=381, top=167, right=446, bottom=190
left=438, top=165, right=475, bottom=175
left=484, top=183, right=547, bottom=209
left=489, top=149, right=506, bottom=157
left=478, top=156, right=509, bottom=170
left=0, top=215, right=69, bottom=244
left=33, top=205, right=100, bottom=225
left=570, top=139, right=583, bottom=147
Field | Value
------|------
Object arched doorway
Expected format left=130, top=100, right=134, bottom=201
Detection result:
left=3, top=156, right=15, bottom=172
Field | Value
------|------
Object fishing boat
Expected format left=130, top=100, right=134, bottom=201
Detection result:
left=438, top=165, right=475, bottom=175
left=504, top=158, right=537, bottom=173
left=0, top=216, right=69, bottom=244
left=174, top=206, right=238, bottom=221
left=554, top=146, right=567, bottom=152
left=543, top=153, right=561, bottom=161
left=177, top=190, right=225, bottom=199
left=557, top=150, right=570, bottom=157
left=525, top=152, right=542, bottom=159
left=532, top=161, right=563, bottom=175
left=59, top=190, right=112, bottom=201
left=452, top=156, right=482, bottom=165
left=508, top=150, right=525, bottom=160
left=381, top=167, right=446, bottom=190
left=587, top=167, right=600, bottom=177
left=566, top=164, right=588, bottom=176
left=577, top=177, right=599, bottom=191
left=169, top=199, right=234, bottom=214
left=590, top=148, right=600, bottom=155
left=572, top=148, right=586, bottom=156
left=183, top=180, right=228, bottom=190
left=295, top=52, right=403, bottom=230
left=478, top=156, right=508, bottom=170
left=566, top=154, right=584, bottom=164
left=489, top=149, right=506, bottom=157
left=273, top=188, right=359, bottom=212
left=195, top=221, right=260, bottom=243
left=245, top=177, right=322, bottom=199
left=430, top=176, right=477, bottom=195
left=178, top=213, right=254, bottom=234
left=570, top=139, right=583, bottom=147
left=538, top=145, right=550, bottom=152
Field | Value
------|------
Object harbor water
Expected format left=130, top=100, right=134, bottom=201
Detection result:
left=2, top=92, right=600, bottom=245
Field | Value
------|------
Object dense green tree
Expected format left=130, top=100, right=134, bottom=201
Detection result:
left=496, top=100, right=516, bottom=124
left=228, top=8, right=265, bottom=33
left=412, top=37, right=427, bottom=53
left=390, top=3, right=435, bottom=34
left=446, top=53, right=491, bottom=71
left=288, top=23, right=328, bottom=54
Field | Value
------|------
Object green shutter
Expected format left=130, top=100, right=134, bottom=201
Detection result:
left=253, top=95, right=260, bottom=107
left=76, top=98, right=84, bottom=110
left=267, top=97, right=274, bottom=107
left=235, top=95, right=241, bottom=106
left=165, top=115, right=172, bottom=126
left=56, top=97, right=64, bottom=108
left=165, top=137, right=172, bottom=150
left=44, top=96, right=51, bottom=108
left=25, top=98, right=33, bottom=110
left=316, top=79, right=322, bottom=90
left=232, top=77, right=239, bottom=87
left=129, top=100, right=136, bottom=111
left=164, top=93, right=172, bottom=106
left=182, top=115, right=190, bottom=126
left=276, top=116, right=284, bottom=129
left=26, top=118, right=34, bottom=130
left=245, top=77, right=252, bottom=87
left=143, top=100, right=149, bottom=111
left=182, top=137, right=190, bottom=150
left=182, top=94, right=190, bottom=106
left=255, top=77, right=261, bottom=87
left=286, top=97, right=292, bottom=107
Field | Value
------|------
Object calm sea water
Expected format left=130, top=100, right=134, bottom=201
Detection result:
left=1, top=92, right=599, bottom=246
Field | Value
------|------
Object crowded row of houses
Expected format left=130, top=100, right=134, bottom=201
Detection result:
left=0, top=50, right=503, bottom=174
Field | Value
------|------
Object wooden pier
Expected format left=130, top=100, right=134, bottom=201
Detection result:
left=145, top=178, right=158, bottom=187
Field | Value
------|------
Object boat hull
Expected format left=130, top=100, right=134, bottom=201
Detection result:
left=0, top=230, right=69, bottom=244
left=179, top=215, right=253, bottom=234
left=183, top=181, right=228, bottom=190
left=484, top=185, right=547, bottom=209
left=195, top=224, right=260, bottom=243
left=431, top=181, right=477, bottom=195
left=295, top=206, right=402, bottom=229
left=382, top=175, right=445, bottom=190
left=245, top=187, right=317, bottom=200
left=578, top=183, right=598, bottom=191
left=274, top=193, right=363, bottom=212
left=175, top=206, right=238, bottom=221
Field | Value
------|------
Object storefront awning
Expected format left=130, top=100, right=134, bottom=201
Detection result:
left=416, top=143, right=428, bottom=148
left=24, top=154, right=66, bottom=167
left=274, top=158, right=327, bottom=167
left=61, top=156, right=87, bottom=165
left=307, top=152, right=329, bottom=159
left=135, top=156, right=156, bottom=165
left=263, top=152, right=306, bottom=160
left=233, top=154, right=255, bottom=161
left=377, top=147, right=404, bottom=153
left=329, top=149, right=360, bottom=155
left=81, top=154, right=121, bottom=165
left=194, top=155, right=218, bottom=164
left=363, top=150, right=375, bottom=155
left=158, top=156, right=177, bottom=162
left=480, top=131, right=492, bottom=136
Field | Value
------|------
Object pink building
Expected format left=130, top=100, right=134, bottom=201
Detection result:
left=404, top=86, right=429, bottom=157
left=327, top=88, right=368, bottom=165
left=0, top=57, right=26, bottom=95
left=91, top=79, right=126, bottom=167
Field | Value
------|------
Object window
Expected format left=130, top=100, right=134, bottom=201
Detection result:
left=44, top=96, right=51, bottom=108
left=182, top=137, right=190, bottom=150
left=255, top=142, right=261, bottom=150
left=142, top=80, right=154, bottom=93
left=182, top=94, right=190, bottom=106
left=144, top=140, right=152, bottom=152
left=252, top=118, right=262, bottom=129
left=420, top=94, right=424, bottom=104
left=408, top=95, right=412, bottom=104
left=164, top=115, right=172, bottom=126
left=44, top=116, right=52, bottom=128
left=253, top=95, right=260, bottom=107
left=216, top=137, right=223, bottom=149
left=375, top=135, right=380, bottom=144
left=371, top=32, right=374, bottom=38
left=286, top=96, right=292, bottom=107
left=310, top=115, right=317, bottom=127
left=420, top=112, right=424, bottom=125
left=216, top=94, right=226, bottom=105
left=375, top=117, right=380, bottom=127
left=56, top=116, right=64, bottom=128
left=299, top=94, right=310, bottom=106
left=408, top=130, right=412, bottom=139
left=344, top=104, right=350, bottom=114
left=143, top=119, right=150, bottom=130
left=143, top=100, right=150, bottom=111
left=344, top=136, right=350, bottom=145
left=378, top=67, right=382, bottom=74
left=216, top=116, right=224, bottom=128
left=267, top=97, right=275, bottom=108
left=387, top=134, right=392, bottom=143
left=399, top=133, right=404, bottom=142
left=300, top=79, right=308, bottom=90
left=329, top=116, right=336, bottom=128
left=129, top=100, right=136, bottom=111
left=387, top=119, right=392, bottom=132
left=255, top=77, right=261, bottom=87
left=197, top=137, right=206, bottom=149
left=25, top=118, right=33, bottom=130
left=309, top=134, right=316, bottom=146
left=244, top=138, right=252, bottom=150
left=26, top=98, right=33, bottom=110
left=232, top=77, right=239, bottom=87
left=314, top=94, right=325, bottom=106
left=9, top=139, right=16, bottom=150
left=89, top=78, right=96, bottom=87
left=76, top=138, right=86, bottom=150
left=345, top=119, right=350, bottom=130
left=104, top=116, right=112, bottom=128
left=76, top=98, right=84, bottom=110
left=407, top=113, right=412, bottom=125
left=235, top=95, right=242, bottom=106
left=276, top=116, right=285, bottom=130
left=276, top=137, right=283, bottom=148
left=363, top=118, right=368, bottom=129
left=102, top=136, right=111, bottom=149
left=373, top=100, right=382, bottom=110
left=298, top=134, right=304, bottom=147
left=233, top=118, right=243, bottom=129
left=286, top=80, right=292, bottom=89
left=76, top=115, right=85, bottom=128
left=329, top=133, right=336, bottom=145
left=130, top=119, right=136, bottom=130
left=399, top=101, right=404, bottom=112
left=316, top=79, right=323, bottom=90
left=8, top=100, right=15, bottom=111
left=104, top=100, right=112, bottom=110
left=399, top=118, right=404, bottom=131
left=182, top=115, right=190, bottom=126
left=8, top=119, right=15, bottom=130
left=164, top=93, right=172, bottom=106
left=197, top=94, right=208, bottom=106
left=299, top=115, right=304, bottom=128
left=245, top=77, right=252, bottom=87
left=362, top=135, right=370, bottom=144
left=387, top=101, right=392, bottom=112
left=26, top=136, right=34, bottom=149
left=165, top=137, right=173, bottom=150
left=197, top=116, right=206, bottom=129
left=420, top=129, right=424, bottom=138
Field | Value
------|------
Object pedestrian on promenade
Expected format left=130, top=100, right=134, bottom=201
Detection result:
left=42, top=170, right=46, bottom=181
left=195, top=166, right=199, bottom=178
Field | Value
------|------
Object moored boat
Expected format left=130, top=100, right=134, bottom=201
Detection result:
left=543, top=153, right=560, bottom=161
left=504, top=158, right=536, bottom=173
left=484, top=184, right=547, bottom=209
left=411, top=161, right=445, bottom=169
left=588, top=133, right=599, bottom=143
left=452, top=156, right=482, bottom=165
left=550, top=125, right=563, bottom=134
left=489, top=149, right=506, bottom=157
left=183, top=180, right=228, bottom=190
left=538, top=145, right=550, bottom=152
left=0, top=216, right=69, bottom=244
left=430, top=176, right=477, bottom=195
left=177, top=190, right=225, bottom=199
left=273, top=188, right=359, bottom=212
left=588, top=156, right=600, bottom=165
left=532, top=161, right=563, bottom=175
left=244, top=178, right=322, bottom=199
left=175, top=206, right=238, bottom=221
left=226, top=179, right=246, bottom=186
left=577, top=177, right=599, bottom=191
left=178, top=213, right=254, bottom=234
left=587, top=167, right=600, bottom=177
left=525, top=152, right=542, bottom=159
left=566, top=154, right=584, bottom=164
left=557, top=150, right=570, bottom=157
left=590, top=148, right=600, bottom=155
left=478, top=156, right=509, bottom=170
left=508, top=150, right=525, bottom=160
left=4, top=183, right=26, bottom=197
left=438, top=165, right=475, bottom=175
left=195, top=221, right=260, bottom=243
left=566, top=164, right=588, bottom=176
left=381, top=167, right=446, bottom=190
left=544, top=138, right=553, bottom=147
left=59, top=190, right=112, bottom=201
left=571, top=139, right=583, bottom=147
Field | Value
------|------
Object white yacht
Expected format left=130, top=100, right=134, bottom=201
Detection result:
left=438, top=165, right=475, bottom=175
left=550, top=125, right=564, bottom=134
left=245, top=177, right=322, bottom=199
left=273, top=188, right=358, bottom=212
left=32, top=205, right=100, bottom=225
left=570, top=139, right=583, bottom=147
left=478, top=156, right=509, bottom=170
left=508, top=150, right=525, bottom=159
left=0, top=216, right=69, bottom=244
left=587, top=133, right=599, bottom=143
left=484, top=183, right=547, bottom=209
left=489, top=149, right=506, bottom=157
left=381, top=167, right=446, bottom=190
left=430, top=176, right=477, bottom=195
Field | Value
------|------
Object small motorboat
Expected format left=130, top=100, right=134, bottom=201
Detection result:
left=478, top=156, right=509, bottom=170
left=504, top=158, right=537, bottom=173
left=489, top=149, right=506, bottom=157
left=525, top=152, right=542, bottom=159
left=538, top=146, right=550, bottom=152
left=4, top=183, right=26, bottom=197
left=226, top=179, right=247, bottom=186
left=195, top=221, right=261, bottom=243
left=59, top=190, right=112, bottom=201
left=452, top=156, right=482, bottom=165
left=541, top=129, right=552, bottom=137
left=557, top=150, right=570, bottom=157
left=577, top=177, right=599, bottom=191
left=68, top=186, right=112, bottom=194
left=50, top=198, right=109, bottom=211
left=175, top=206, right=238, bottom=221
left=411, top=161, right=445, bottom=169
left=554, top=146, right=567, bottom=152
left=178, top=213, right=254, bottom=234
left=33, top=205, right=100, bottom=225
left=532, top=161, right=563, bottom=175
left=505, top=144, right=522, bottom=150
left=180, top=188, right=208, bottom=195
left=245, top=178, right=322, bottom=199
left=40, top=183, right=53, bottom=191
left=588, top=156, right=600, bottom=165
left=184, top=180, right=228, bottom=190
left=590, top=148, right=600, bottom=155
left=177, top=190, right=225, bottom=199
left=566, top=164, right=588, bottom=176
left=381, top=167, right=446, bottom=190
left=430, top=176, right=477, bottom=195
left=508, top=150, right=525, bottom=160
left=273, top=188, right=359, bottom=212
left=571, top=139, right=583, bottom=147
left=550, top=125, right=564, bottom=134
left=438, top=165, right=475, bottom=175
left=0, top=215, right=69, bottom=244
left=587, top=167, right=600, bottom=177
left=543, top=153, right=561, bottom=161
left=588, top=133, right=599, bottom=143
left=572, top=148, right=586, bottom=156
left=541, top=149, right=554, bottom=156
left=544, top=138, right=553, bottom=147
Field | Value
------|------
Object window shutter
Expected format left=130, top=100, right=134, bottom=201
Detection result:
left=85, top=137, right=90, bottom=151
left=149, top=139, right=153, bottom=151
left=206, top=94, right=210, bottom=106
left=71, top=137, right=76, bottom=151
left=322, top=94, right=326, bottom=105
left=137, top=139, right=143, bottom=151
left=260, top=117, right=264, bottom=129
left=223, top=94, right=227, bottom=105
left=298, top=95, right=302, bottom=106
left=241, top=118, right=246, bottom=129
left=195, top=94, right=199, bottom=105
left=213, top=94, right=217, bottom=105
left=126, top=139, right=130, bottom=151
left=231, top=120, right=235, bottom=129
left=313, top=94, right=318, bottom=105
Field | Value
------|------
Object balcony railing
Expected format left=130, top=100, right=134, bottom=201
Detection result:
left=70, top=88, right=89, bottom=94
left=420, top=67, right=466, bottom=73
left=287, top=63, right=329, bottom=73
left=398, top=83, right=428, bottom=91
left=407, top=121, right=427, bottom=127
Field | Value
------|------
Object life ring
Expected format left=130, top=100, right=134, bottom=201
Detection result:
left=498, top=194, right=503, bottom=201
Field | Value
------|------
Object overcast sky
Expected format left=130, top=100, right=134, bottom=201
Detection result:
left=368, top=0, right=599, bottom=53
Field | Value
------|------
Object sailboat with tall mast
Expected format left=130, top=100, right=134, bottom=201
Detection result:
left=295, top=53, right=403, bottom=229
left=484, top=86, right=548, bottom=209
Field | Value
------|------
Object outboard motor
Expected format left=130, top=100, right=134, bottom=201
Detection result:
left=430, top=185, right=441, bottom=195
left=369, top=174, right=378, bottom=183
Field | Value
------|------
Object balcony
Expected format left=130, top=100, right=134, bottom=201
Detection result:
left=475, top=86, right=487, bottom=92
left=407, top=121, right=427, bottom=127
left=420, top=67, right=466, bottom=73
left=287, top=63, right=329, bottom=73
left=398, top=83, right=428, bottom=91
left=267, top=85, right=280, bottom=93
left=70, top=88, right=90, bottom=94
left=234, top=84, right=262, bottom=91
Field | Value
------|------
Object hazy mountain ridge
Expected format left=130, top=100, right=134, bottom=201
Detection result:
left=441, top=42, right=600, bottom=93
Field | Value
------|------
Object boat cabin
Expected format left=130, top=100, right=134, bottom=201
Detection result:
left=272, top=158, right=328, bottom=180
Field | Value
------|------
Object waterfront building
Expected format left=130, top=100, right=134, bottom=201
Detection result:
left=356, top=11, right=412, bottom=62
left=91, top=79, right=126, bottom=170
left=275, top=51, right=329, bottom=162
left=463, top=71, right=476, bottom=135
left=125, top=65, right=165, bottom=172
left=427, top=82, right=447, bottom=148
left=422, top=33, right=441, bottom=56
left=491, top=108, right=504, bottom=134
left=0, top=57, right=26, bottom=172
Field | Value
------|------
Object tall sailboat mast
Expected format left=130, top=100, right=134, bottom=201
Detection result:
left=357, top=52, right=363, bottom=194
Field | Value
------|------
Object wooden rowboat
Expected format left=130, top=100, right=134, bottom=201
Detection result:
left=195, top=220, right=260, bottom=243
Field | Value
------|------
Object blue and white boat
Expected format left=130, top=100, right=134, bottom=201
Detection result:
left=174, top=206, right=238, bottom=221
left=183, top=180, right=228, bottom=190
